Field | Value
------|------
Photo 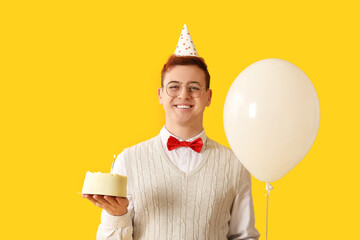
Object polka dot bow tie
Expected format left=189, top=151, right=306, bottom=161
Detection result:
left=166, top=136, right=203, bottom=153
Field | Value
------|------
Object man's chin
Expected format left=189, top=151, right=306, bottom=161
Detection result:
left=166, top=116, right=192, bottom=126
left=175, top=117, right=201, bottom=127
left=166, top=112, right=202, bottom=126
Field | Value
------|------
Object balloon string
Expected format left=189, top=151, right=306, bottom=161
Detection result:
left=265, top=182, right=273, bottom=240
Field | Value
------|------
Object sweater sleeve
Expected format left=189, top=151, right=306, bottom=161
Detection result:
left=96, top=152, right=134, bottom=240
left=227, top=165, right=260, bottom=240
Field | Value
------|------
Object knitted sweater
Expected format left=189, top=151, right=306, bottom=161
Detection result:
left=123, top=135, right=244, bottom=240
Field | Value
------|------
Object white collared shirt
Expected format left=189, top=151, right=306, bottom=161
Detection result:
left=97, top=127, right=260, bottom=240
left=159, top=127, right=207, bottom=173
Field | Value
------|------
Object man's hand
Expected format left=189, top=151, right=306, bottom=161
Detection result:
left=82, top=194, right=129, bottom=216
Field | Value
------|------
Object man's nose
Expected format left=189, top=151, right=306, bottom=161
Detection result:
left=178, top=86, right=191, bottom=99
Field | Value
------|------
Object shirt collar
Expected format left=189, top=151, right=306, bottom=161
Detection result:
left=160, top=126, right=207, bottom=147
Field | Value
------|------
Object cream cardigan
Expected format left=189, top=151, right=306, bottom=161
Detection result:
left=123, top=135, right=243, bottom=240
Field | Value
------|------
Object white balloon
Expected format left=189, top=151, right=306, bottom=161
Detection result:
left=224, top=59, right=320, bottom=182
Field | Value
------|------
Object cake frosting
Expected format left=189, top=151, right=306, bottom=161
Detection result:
left=82, top=171, right=127, bottom=197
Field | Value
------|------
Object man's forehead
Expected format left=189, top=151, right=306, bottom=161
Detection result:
left=163, top=66, right=206, bottom=85
left=167, top=80, right=203, bottom=85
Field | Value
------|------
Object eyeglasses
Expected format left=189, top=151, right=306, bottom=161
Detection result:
left=165, top=81, right=205, bottom=98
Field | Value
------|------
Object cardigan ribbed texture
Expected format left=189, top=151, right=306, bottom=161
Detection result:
left=123, top=135, right=243, bottom=240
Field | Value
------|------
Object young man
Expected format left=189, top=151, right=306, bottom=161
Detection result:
left=83, top=25, right=260, bottom=240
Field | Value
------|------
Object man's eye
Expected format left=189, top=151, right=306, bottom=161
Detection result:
left=189, top=86, right=200, bottom=91
left=169, top=85, right=180, bottom=89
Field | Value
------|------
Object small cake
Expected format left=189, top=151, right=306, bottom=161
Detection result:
left=82, top=171, right=127, bottom=197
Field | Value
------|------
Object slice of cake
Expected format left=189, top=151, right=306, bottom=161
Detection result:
left=82, top=171, right=127, bottom=197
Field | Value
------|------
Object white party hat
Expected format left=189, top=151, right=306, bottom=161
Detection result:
left=174, top=24, right=199, bottom=57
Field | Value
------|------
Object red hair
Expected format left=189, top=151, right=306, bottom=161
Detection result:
left=161, top=54, right=210, bottom=90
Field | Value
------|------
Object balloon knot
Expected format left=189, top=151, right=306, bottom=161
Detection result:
left=266, top=182, right=273, bottom=192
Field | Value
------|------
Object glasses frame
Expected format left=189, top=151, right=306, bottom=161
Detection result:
left=164, top=81, right=205, bottom=98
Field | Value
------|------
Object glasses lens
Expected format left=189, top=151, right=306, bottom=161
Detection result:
left=187, top=83, right=203, bottom=98
left=166, top=82, right=181, bottom=97
left=165, top=82, right=203, bottom=98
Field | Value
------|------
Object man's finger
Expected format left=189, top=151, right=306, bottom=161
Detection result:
left=103, top=195, right=119, bottom=206
left=83, top=194, right=99, bottom=205
left=93, top=195, right=113, bottom=207
left=94, top=201, right=104, bottom=209
left=115, top=197, right=129, bottom=206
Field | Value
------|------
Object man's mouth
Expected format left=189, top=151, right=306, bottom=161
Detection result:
left=175, top=105, right=193, bottom=109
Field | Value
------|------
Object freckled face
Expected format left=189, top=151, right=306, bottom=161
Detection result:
left=158, top=65, right=212, bottom=127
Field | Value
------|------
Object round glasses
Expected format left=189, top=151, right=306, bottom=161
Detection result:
left=165, top=81, right=205, bottom=98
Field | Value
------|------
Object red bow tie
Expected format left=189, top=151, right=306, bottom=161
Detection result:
left=167, top=136, right=203, bottom=153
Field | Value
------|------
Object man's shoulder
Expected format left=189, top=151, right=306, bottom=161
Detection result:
left=207, top=137, right=232, bottom=153
left=207, top=138, right=243, bottom=165
left=124, top=135, right=160, bottom=152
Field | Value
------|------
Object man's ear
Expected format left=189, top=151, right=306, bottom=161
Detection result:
left=206, top=89, right=212, bottom=107
left=158, top=87, right=163, bottom=105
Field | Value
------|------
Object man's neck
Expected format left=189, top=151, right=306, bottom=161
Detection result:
left=165, top=123, right=204, bottom=140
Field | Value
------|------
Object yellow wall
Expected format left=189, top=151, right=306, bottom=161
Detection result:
left=1, top=0, right=359, bottom=239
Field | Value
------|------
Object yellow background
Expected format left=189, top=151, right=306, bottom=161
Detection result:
left=1, top=0, right=359, bottom=239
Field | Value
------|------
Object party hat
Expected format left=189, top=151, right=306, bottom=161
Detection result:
left=174, top=24, right=199, bottom=57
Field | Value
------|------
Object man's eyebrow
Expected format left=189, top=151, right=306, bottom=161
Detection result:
left=168, top=80, right=180, bottom=84
left=167, top=80, right=201, bottom=84
left=188, top=81, right=201, bottom=84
